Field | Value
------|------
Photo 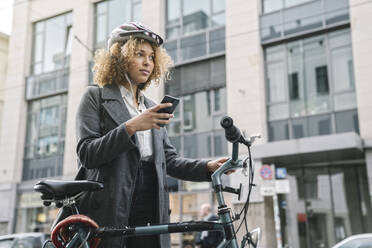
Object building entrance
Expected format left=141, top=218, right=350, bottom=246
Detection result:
left=280, top=163, right=372, bottom=248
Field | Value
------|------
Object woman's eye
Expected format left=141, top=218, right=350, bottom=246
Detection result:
left=149, top=56, right=155, bottom=61
left=136, top=52, right=142, bottom=57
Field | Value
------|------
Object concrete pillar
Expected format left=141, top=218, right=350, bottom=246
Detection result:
left=349, top=0, right=372, bottom=139
left=142, top=0, right=165, bottom=103
left=63, top=0, right=94, bottom=178
left=225, top=0, right=267, bottom=144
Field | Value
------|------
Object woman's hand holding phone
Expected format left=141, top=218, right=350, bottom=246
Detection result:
left=156, top=95, right=180, bottom=127
left=125, top=103, right=174, bottom=135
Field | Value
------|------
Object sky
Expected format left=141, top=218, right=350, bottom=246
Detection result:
left=0, top=0, right=14, bottom=35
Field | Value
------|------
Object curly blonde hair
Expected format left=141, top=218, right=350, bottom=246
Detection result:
left=93, top=37, right=173, bottom=89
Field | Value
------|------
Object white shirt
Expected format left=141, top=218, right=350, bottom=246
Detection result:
left=119, top=84, right=153, bottom=158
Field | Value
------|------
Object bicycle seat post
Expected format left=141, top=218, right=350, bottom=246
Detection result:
left=68, top=200, right=80, bottom=215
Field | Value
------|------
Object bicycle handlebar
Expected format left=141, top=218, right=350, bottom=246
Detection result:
left=221, top=116, right=243, bottom=143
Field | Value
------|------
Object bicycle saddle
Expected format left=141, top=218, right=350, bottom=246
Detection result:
left=34, top=179, right=104, bottom=200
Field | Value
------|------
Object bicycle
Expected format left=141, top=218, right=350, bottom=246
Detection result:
left=34, top=116, right=261, bottom=248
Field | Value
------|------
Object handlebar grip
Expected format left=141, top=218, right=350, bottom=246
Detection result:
left=220, top=116, right=242, bottom=143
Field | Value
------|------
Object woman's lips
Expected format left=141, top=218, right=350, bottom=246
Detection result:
left=140, top=70, right=150, bottom=76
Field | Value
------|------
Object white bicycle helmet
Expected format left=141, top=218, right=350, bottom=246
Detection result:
left=107, top=22, right=163, bottom=49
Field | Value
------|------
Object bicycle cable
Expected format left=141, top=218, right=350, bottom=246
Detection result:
left=235, top=145, right=255, bottom=235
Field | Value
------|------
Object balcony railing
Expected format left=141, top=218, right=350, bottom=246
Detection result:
left=26, top=68, right=69, bottom=100
left=164, top=26, right=225, bottom=65
left=260, top=0, right=349, bottom=44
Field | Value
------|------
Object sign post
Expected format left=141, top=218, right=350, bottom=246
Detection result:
left=259, top=165, right=291, bottom=248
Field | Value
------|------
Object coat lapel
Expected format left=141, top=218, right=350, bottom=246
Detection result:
left=101, top=83, right=131, bottom=126
left=101, top=84, right=140, bottom=146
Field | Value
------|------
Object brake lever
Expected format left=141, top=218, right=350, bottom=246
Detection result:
left=248, top=133, right=262, bottom=144
left=240, top=132, right=262, bottom=147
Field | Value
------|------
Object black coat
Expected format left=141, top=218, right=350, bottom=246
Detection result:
left=75, top=84, right=211, bottom=247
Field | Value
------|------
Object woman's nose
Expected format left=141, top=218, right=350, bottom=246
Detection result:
left=143, top=57, right=150, bottom=66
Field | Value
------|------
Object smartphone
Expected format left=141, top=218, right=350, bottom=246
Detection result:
left=157, top=95, right=180, bottom=127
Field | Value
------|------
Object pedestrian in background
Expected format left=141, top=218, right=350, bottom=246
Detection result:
left=195, top=203, right=224, bottom=248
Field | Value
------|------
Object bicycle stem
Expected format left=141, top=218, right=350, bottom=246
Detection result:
left=210, top=141, right=243, bottom=248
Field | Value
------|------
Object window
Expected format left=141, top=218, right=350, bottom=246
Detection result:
left=335, top=109, right=359, bottom=134
left=165, top=88, right=227, bottom=159
left=23, top=95, right=67, bottom=180
left=285, top=165, right=372, bottom=248
left=292, top=118, right=306, bottom=138
left=94, top=0, right=142, bottom=49
left=263, top=0, right=315, bottom=13
left=263, top=0, right=283, bottom=13
left=289, top=73, right=299, bottom=100
left=24, top=95, right=67, bottom=159
left=31, top=13, right=72, bottom=75
left=269, top=120, right=289, bottom=141
left=297, top=174, right=318, bottom=199
left=261, top=0, right=350, bottom=43
left=28, top=13, right=72, bottom=99
left=165, top=0, right=225, bottom=63
left=329, top=30, right=357, bottom=112
left=25, top=13, right=72, bottom=180
left=165, top=89, right=227, bottom=194
left=315, top=66, right=329, bottom=95
left=183, top=0, right=210, bottom=35
left=265, top=29, right=359, bottom=141
left=304, top=37, right=329, bottom=115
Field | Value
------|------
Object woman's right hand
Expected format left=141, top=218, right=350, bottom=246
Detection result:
left=125, top=103, right=174, bottom=136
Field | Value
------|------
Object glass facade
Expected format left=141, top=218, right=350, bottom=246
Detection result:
left=94, top=0, right=142, bottom=49
left=263, top=0, right=314, bottom=13
left=164, top=57, right=227, bottom=246
left=165, top=2, right=226, bottom=245
left=89, top=0, right=142, bottom=84
left=165, top=0, right=225, bottom=63
left=279, top=164, right=372, bottom=248
left=31, top=12, right=72, bottom=75
left=166, top=88, right=227, bottom=160
left=23, top=13, right=71, bottom=181
left=165, top=56, right=228, bottom=160
left=23, top=95, right=67, bottom=180
left=260, top=0, right=350, bottom=43
left=265, top=29, right=359, bottom=141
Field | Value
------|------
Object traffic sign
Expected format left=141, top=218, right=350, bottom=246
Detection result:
left=276, top=168, right=287, bottom=179
left=260, top=165, right=273, bottom=180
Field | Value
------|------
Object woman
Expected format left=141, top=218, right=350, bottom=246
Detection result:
left=76, top=22, right=227, bottom=248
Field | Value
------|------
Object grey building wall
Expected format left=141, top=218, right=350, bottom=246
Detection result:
left=349, top=0, right=372, bottom=204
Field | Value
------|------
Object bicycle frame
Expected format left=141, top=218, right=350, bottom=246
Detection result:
left=56, top=140, right=250, bottom=248
left=39, top=114, right=265, bottom=248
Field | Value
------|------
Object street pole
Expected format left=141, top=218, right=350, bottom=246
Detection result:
left=273, top=193, right=283, bottom=248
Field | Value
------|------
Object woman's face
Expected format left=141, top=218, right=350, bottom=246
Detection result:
left=127, top=41, right=155, bottom=84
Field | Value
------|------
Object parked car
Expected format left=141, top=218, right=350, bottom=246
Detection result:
left=0, top=232, right=50, bottom=248
left=332, top=233, right=372, bottom=248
